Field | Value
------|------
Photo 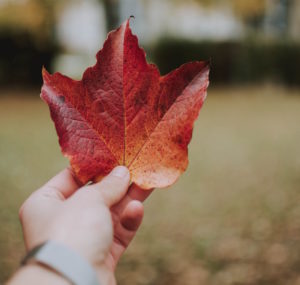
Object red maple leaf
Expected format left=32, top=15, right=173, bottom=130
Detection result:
left=41, top=19, right=209, bottom=189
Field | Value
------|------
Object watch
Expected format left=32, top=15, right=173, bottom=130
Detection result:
left=22, top=241, right=100, bottom=285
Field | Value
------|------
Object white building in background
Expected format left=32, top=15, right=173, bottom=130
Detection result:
left=54, top=0, right=244, bottom=77
left=120, top=0, right=244, bottom=43
left=54, top=0, right=106, bottom=78
left=54, top=0, right=300, bottom=77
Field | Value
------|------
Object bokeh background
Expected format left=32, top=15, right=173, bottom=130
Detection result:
left=0, top=0, right=300, bottom=284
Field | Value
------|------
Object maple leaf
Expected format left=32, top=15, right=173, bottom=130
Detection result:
left=41, top=19, right=209, bottom=189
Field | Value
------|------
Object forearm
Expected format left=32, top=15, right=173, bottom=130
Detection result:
left=7, top=264, right=70, bottom=285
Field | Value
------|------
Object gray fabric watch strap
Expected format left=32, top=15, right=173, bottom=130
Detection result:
left=21, top=241, right=100, bottom=285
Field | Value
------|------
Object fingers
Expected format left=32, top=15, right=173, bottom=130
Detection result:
left=36, top=168, right=80, bottom=200
left=110, top=183, right=153, bottom=217
left=120, top=200, right=144, bottom=231
left=110, top=201, right=144, bottom=265
left=87, top=166, right=130, bottom=207
left=128, top=183, right=153, bottom=202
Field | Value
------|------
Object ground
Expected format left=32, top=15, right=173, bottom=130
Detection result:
left=0, top=86, right=300, bottom=285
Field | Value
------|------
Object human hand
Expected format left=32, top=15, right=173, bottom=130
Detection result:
left=19, top=166, right=152, bottom=285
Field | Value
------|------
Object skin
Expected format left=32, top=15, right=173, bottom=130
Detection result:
left=7, top=166, right=152, bottom=285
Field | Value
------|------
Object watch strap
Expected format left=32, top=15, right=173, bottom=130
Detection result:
left=22, top=241, right=99, bottom=285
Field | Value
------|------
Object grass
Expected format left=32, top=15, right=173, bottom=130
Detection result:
left=0, top=86, right=300, bottom=284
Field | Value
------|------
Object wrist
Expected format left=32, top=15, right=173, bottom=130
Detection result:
left=49, top=240, right=115, bottom=285
left=8, top=263, right=70, bottom=285
left=95, top=268, right=116, bottom=285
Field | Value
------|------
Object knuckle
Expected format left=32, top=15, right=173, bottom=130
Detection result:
left=18, top=200, right=29, bottom=221
left=18, top=193, right=37, bottom=221
left=18, top=204, right=24, bottom=220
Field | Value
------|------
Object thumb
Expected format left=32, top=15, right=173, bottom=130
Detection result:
left=87, top=166, right=130, bottom=207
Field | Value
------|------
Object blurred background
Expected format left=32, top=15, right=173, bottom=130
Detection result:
left=0, top=0, right=300, bottom=284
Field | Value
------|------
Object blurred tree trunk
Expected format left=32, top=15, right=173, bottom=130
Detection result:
left=34, top=0, right=57, bottom=44
left=102, top=0, right=120, bottom=31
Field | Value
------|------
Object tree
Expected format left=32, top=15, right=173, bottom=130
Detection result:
left=102, top=0, right=120, bottom=32
left=191, top=0, right=266, bottom=32
left=192, top=0, right=265, bottom=21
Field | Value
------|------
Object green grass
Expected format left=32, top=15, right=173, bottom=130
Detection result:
left=1, top=86, right=300, bottom=284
